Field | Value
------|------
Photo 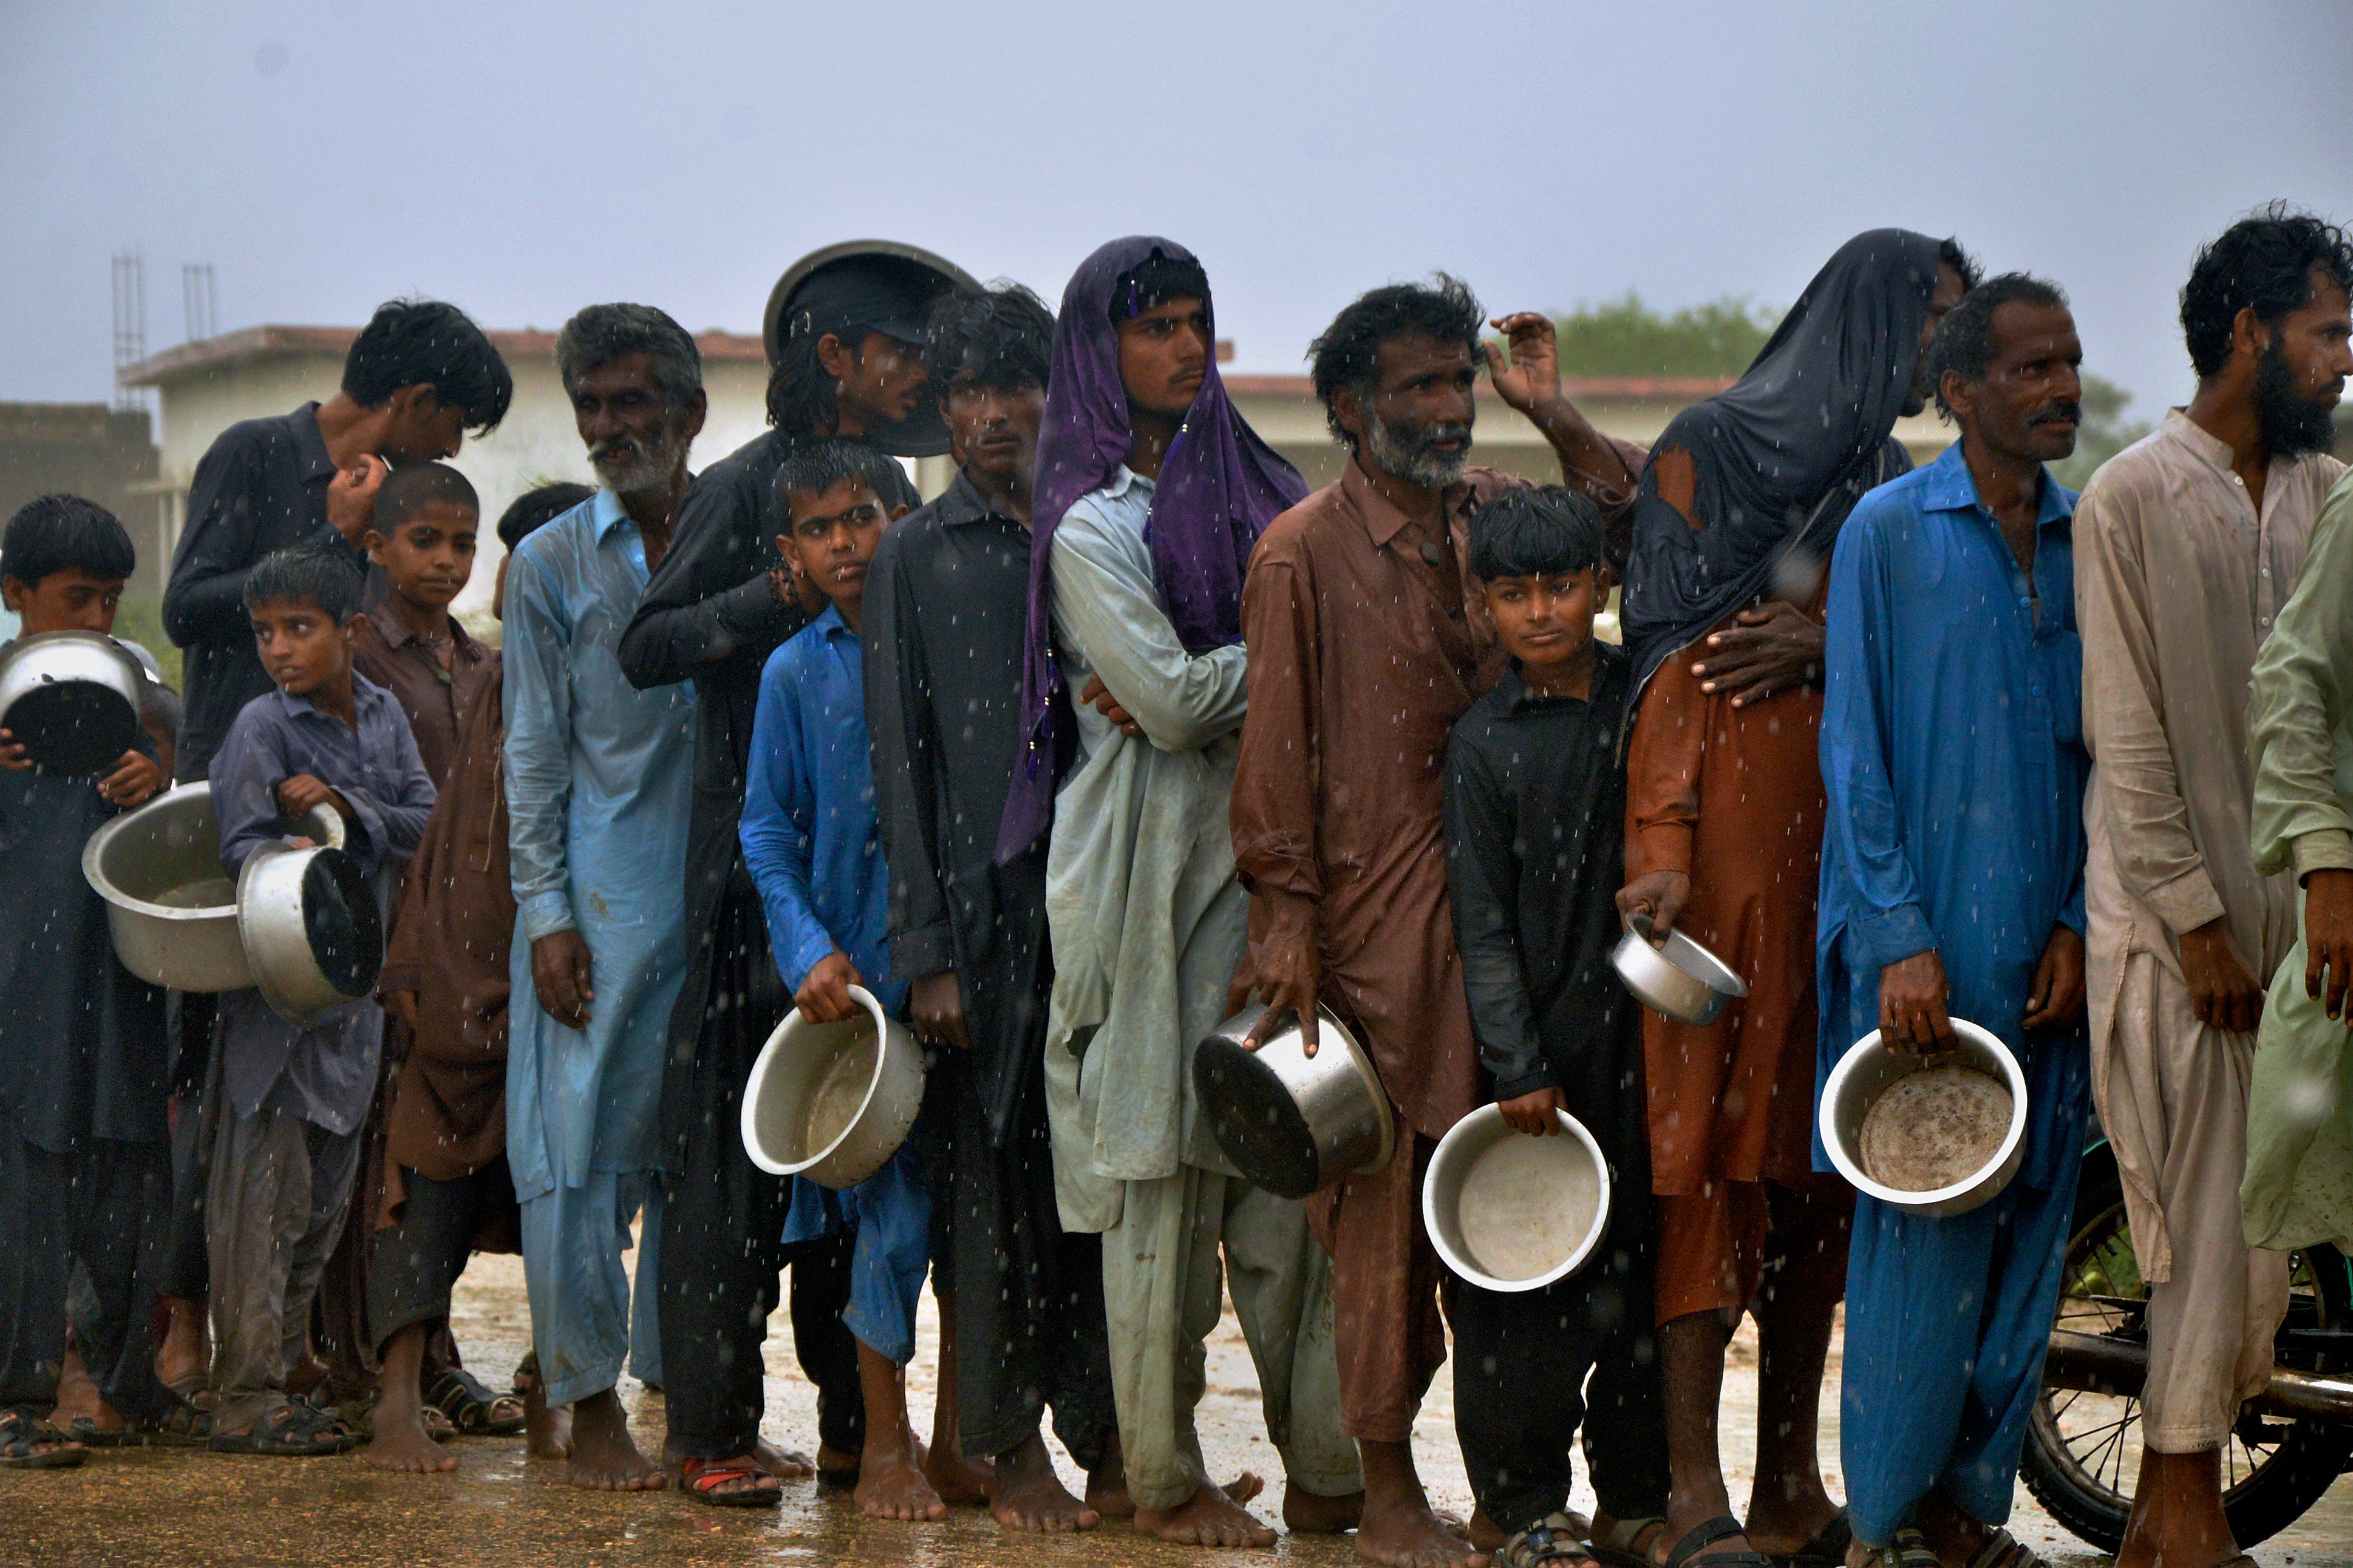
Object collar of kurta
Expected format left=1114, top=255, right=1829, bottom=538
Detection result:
left=267, top=670, right=390, bottom=726
left=589, top=486, right=638, bottom=542
left=2158, top=404, right=2278, bottom=484
left=1500, top=641, right=1627, bottom=712
left=290, top=402, right=336, bottom=487
left=367, top=597, right=482, bottom=660
left=1917, top=439, right=2077, bottom=533
left=809, top=602, right=855, bottom=642
left=1339, top=454, right=1471, bottom=549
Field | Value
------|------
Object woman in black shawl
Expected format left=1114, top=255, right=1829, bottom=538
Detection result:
left=1613, top=229, right=1973, bottom=1568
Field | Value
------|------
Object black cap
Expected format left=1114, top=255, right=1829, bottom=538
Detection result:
left=763, top=240, right=982, bottom=458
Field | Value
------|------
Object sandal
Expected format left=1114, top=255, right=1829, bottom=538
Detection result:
left=208, top=1401, right=359, bottom=1456
left=1858, top=1529, right=1940, bottom=1568
left=60, top=1415, right=148, bottom=1448
left=150, top=1397, right=214, bottom=1448
left=1593, top=1517, right=1669, bottom=1568
left=1499, top=1515, right=1600, bottom=1568
left=680, top=1454, right=784, bottom=1508
left=1770, top=1513, right=1854, bottom=1568
left=426, top=1369, right=527, bottom=1436
left=1667, top=1517, right=1776, bottom=1568
left=0, top=1408, right=87, bottom=1470
left=1960, top=1530, right=2051, bottom=1568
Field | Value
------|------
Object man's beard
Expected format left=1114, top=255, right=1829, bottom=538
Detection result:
left=2253, top=339, right=2342, bottom=458
left=589, top=420, right=690, bottom=496
left=1363, top=405, right=1472, bottom=489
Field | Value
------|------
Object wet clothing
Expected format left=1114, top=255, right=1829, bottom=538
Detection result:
left=0, top=1122, right=169, bottom=1421
left=2247, top=472, right=2353, bottom=1252
left=519, top=1171, right=658, bottom=1408
left=1816, top=447, right=2091, bottom=1543
left=365, top=1157, right=515, bottom=1352
left=162, top=402, right=374, bottom=782
left=353, top=601, right=492, bottom=793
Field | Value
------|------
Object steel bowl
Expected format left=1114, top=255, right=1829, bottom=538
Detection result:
left=0, top=631, right=145, bottom=775
left=1612, top=917, right=1748, bottom=1026
left=1423, top=1104, right=1613, bottom=1293
left=741, top=985, right=926, bottom=1189
left=1193, top=1003, right=1395, bottom=1200
left=235, top=830, right=383, bottom=1025
left=761, top=240, right=981, bottom=458
left=1818, top=1017, right=2028, bottom=1218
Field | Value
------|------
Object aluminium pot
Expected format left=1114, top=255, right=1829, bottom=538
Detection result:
left=740, top=985, right=925, bottom=1189
left=1422, top=1104, right=1613, bottom=1293
left=1611, top=915, right=1748, bottom=1026
left=1193, top=1003, right=1395, bottom=1201
left=235, top=821, right=383, bottom=1026
left=1817, top=1017, right=2029, bottom=1218
left=0, top=631, right=145, bottom=775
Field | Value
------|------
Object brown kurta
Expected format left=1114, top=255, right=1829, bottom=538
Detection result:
left=353, top=601, right=492, bottom=792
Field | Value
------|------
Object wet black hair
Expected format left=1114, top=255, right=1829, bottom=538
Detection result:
left=1309, top=276, right=1486, bottom=449
left=556, top=303, right=704, bottom=411
left=1468, top=484, right=1607, bottom=582
left=1, top=493, right=136, bottom=588
left=2182, top=204, right=2353, bottom=378
left=774, top=438, right=905, bottom=518
left=768, top=324, right=911, bottom=435
left=242, top=540, right=367, bottom=623
left=928, top=282, right=1055, bottom=395
left=341, top=299, right=513, bottom=433
left=1927, top=274, right=2072, bottom=419
left=1938, top=237, right=1984, bottom=292
left=1111, top=248, right=1210, bottom=324
left=372, top=461, right=480, bottom=537
left=495, top=481, right=595, bottom=552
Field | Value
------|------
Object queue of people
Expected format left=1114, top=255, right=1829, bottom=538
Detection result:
left=0, top=204, right=2350, bottom=1568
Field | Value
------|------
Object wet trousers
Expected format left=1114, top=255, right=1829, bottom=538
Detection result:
left=518, top=1172, right=656, bottom=1408
left=366, top=1158, right=516, bottom=1353
left=1452, top=1224, right=1669, bottom=1535
left=1100, top=1164, right=1362, bottom=1510
left=1307, top=1122, right=1454, bottom=1444
left=782, top=1144, right=936, bottom=1366
left=0, top=1118, right=169, bottom=1420
left=206, top=1102, right=363, bottom=1431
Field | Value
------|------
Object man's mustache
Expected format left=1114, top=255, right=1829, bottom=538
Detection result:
left=2028, top=401, right=2082, bottom=428
left=590, top=435, right=648, bottom=466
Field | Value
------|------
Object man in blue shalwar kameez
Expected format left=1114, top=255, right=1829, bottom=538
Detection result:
left=1815, top=276, right=2092, bottom=1568
left=503, top=305, right=703, bottom=1492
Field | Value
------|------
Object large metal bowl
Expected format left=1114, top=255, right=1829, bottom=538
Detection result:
left=1818, top=1017, right=2028, bottom=1218
left=1423, top=1104, right=1613, bottom=1293
left=1612, top=918, right=1748, bottom=1026
left=236, top=837, right=383, bottom=1025
left=741, top=985, right=925, bottom=1189
left=0, top=631, right=144, bottom=775
left=1194, top=1003, right=1395, bottom=1200
left=761, top=239, right=981, bottom=459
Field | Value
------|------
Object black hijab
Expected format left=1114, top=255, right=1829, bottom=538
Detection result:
left=1620, top=228, right=1947, bottom=693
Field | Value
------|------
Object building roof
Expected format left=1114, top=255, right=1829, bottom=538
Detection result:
left=119, top=323, right=768, bottom=389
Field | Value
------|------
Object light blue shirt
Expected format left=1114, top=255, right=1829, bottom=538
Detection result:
left=502, top=489, right=697, bottom=1198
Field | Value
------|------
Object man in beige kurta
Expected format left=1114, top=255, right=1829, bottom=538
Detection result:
left=2075, top=209, right=2352, bottom=1567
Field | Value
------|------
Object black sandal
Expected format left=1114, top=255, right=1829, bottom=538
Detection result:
left=208, top=1401, right=358, bottom=1456
left=149, top=1396, right=213, bottom=1448
left=0, top=1409, right=86, bottom=1470
left=1667, top=1517, right=1776, bottom=1568
left=1858, top=1529, right=1939, bottom=1568
left=1592, top=1517, right=1669, bottom=1568
left=1499, top=1515, right=1600, bottom=1568
left=425, top=1369, right=527, bottom=1436
left=1770, top=1512, right=1854, bottom=1568
left=1960, top=1529, right=2050, bottom=1568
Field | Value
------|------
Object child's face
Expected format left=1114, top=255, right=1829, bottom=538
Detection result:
left=2, top=569, right=126, bottom=637
left=251, top=596, right=358, bottom=698
left=1482, top=569, right=1598, bottom=673
left=776, top=480, right=892, bottom=616
left=367, top=501, right=478, bottom=613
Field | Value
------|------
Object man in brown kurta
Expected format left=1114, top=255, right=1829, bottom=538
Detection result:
left=1234, top=280, right=1638, bottom=1568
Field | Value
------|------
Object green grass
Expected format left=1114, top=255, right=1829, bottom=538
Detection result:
left=111, top=595, right=182, bottom=690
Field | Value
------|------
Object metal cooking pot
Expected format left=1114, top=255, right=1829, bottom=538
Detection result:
left=1423, top=1104, right=1613, bottom=1292
left=1612, top=915, right=1748, bottom=1026
left=761, top=240, right=981, bottom=459
left=0, top=631, right=145, bottom=775
left=740, top=985, right=925, bottom=1189
left=1817, top=1017, right=2028, bottom=1218
left=1193, top=1004, right=1394, bottom=1200
left=236, top=826, right=383, bottom=1026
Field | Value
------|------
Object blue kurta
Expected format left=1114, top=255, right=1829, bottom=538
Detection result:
left=1815, top=441, right=2093, bottom=1541
left=502, top=489, right=698, bottom=1203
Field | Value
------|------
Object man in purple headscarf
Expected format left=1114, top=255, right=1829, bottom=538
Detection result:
left=1017, top=237, right=1365, bottom=1548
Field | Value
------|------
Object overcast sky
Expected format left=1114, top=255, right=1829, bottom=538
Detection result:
left=5, top=1, right=2349, bottom=421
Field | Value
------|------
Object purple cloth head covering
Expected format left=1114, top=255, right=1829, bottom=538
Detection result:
left=995, top=236, right=1307, bottom=862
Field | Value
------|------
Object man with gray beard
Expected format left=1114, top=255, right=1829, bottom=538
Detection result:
left=1231, top=277, right=1646, bottom=1568
left=501, top=304, right=704, bottom=1493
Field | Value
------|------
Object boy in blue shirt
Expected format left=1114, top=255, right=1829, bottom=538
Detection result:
left=740, top=439, right=948, bottom=1519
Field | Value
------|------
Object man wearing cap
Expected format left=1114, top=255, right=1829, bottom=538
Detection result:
left=618, top=245, right=955, bottom=1503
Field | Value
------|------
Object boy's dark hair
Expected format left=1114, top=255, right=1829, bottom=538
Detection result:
left=2181, top=203, right=2353, bottom=378
left=342, top=299, right=513, bottom=433
left=373, top=461, right=480, bottom=537
left=243, top=541, right=367, bottom=623
left=1938, top=236, right=1984, bottom=293
left=556, top=303, right=703, bottom=410
left=1, top=493, right=135, bottom=586
left=1309, top=276, right=1485, bottom=449
left=496, top=482, right=595, bottom=552
left=1468, top=484, right=1607, bottom=582
left=928, top=282, right=1055, bottom=395
left=774, top=440, right=904, bottom=517
left=1927, top=274, right=2071, bottom=419
left=1111, top=248, right=1210, bottom=323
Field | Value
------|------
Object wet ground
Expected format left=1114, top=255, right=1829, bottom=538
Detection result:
left=9, top=1251, right=2353, bottom=1568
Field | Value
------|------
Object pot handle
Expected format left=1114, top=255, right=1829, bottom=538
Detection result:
left=280, top=802, right=347, bottom=851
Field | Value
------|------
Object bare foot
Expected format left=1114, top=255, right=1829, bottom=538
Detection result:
left=1358, top=1498, right=1486, bottom=1568
left=565, top=1390, right=663, bottom=1492
left=992, top=1433, right=1100, bottom=1533
left=1137, top=1478, right=1278, bottom=1547
left=523, top=1375, right=570, bottom=1460
left=924, top=1431, right=994, bottom=1507
left=366, top=1409, right=458, bottom=1474
left=52, top=1345, right=121, bottom=1433
left=1288, top=1483, right=1367, bottom=1535
left=817, top=1441, right=860, bottom=1487
left=283, top=1348, right=331, bottom=1404
left=154, top=1296, right=210, bottom=1395
left=857, top=1442, right=948, bottom=1522
left=755, top=1437, right=816, bottom=1479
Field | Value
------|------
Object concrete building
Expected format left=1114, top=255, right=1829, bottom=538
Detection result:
left=0, top=401, right=164, bottom=590
left=120, top=322, right=1956, bottom=630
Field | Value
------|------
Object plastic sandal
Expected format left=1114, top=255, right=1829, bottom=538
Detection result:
left=681, top=1455, right=784, bottom=1508
left=208, top=1401, right=358, bottom=1456
left=1667, top=1517, right=1776, bottom=1568
left=0, top=1409, right=87, bottom=1470
left=426, top=1369, right=527, bottom=1436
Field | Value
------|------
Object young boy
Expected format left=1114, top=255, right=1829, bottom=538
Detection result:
left=1441, top=485, right=1669, bottom=1568
left=205, top=541, right=435, bottom=1456
left=737, top=439, right=943, bottom=1518
left=0, top=495, right=171, bottom=1470
left=366, top=482, right=591, bottom=1475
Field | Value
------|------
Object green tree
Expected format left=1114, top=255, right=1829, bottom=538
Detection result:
left=2049, top=374, right=2151, bottom=491
left=1550, top=293, right=1780, bottom=378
